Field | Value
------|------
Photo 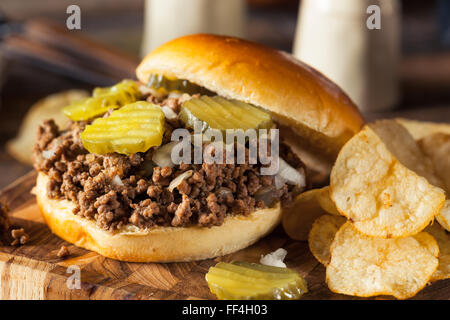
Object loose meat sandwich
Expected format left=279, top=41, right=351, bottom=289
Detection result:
left=33, top=34, right=364, bottom=262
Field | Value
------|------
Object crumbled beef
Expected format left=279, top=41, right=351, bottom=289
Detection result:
left=57, top=245, right=70, bottom=258
left=0, top=203, right=30, bottom=246
left=11, top=228, right=29, bottom=246
left=33, top=96, right=307, bottom=231
left=172, top=194, right=192, bottom=226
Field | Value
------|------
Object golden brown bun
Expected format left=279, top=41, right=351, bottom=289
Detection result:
left=137, top=34, right=365, bottom=158
left=36, top=172, right=281, bottom=262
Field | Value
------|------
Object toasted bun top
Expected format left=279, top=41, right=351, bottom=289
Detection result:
left=137, top=34, right=364, bottom=158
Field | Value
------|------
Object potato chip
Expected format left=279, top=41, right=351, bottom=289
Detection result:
left=436, top=200, right=450, bottom=232
left=316, top=187, right=340, bottom=216
left=326, top=222, right=439, bottom=299
left=330, top=124, right=445, bottom=238
left=397, top=118, right=450, bottom=141
left=6, top=90, right=89, bottom=165
left=416, top=133, right=450, bottom=232
left=282, top=187, right=338, bottom=241
left=425, top=223, right=450, bottom=281
left=308, top=215, right=346, bottom=266
left=369, top=120, right=445, bottom=189
left=418, top=133, right=450, bottom=195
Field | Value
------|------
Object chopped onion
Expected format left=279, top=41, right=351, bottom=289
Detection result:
left=139, top=85, right=165, bottom=98
left=152, top=141, right=179, bottom=168
left=217, top=187, right=232, bottom=200
left=42, top=139, right=61, bottom=159
left=254, top=186, right=276, bottom=206
left=168, top=170, right=193, bottom=192
left=168, top=91, right=182, bottom=99
left=161, top=106, right=178, bottom=120
left=276, top=158, right=306, bottom=188
left=178, top=93, right=192, bottom=104
left=274, top=175, right=285, bottom=189
left=260, top=248, right=288, bottom=268
left=112, top=175, right=124, bottom=187
left=138, top=84, right=153, bottom=95
left=139, top=160, right=154, bottom=177
left=42, top=149, right=56, bottom=159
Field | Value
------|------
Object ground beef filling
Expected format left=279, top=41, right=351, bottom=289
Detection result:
left=33, top=118, right=306, bottom=231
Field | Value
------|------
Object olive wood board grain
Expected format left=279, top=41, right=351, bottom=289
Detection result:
left=0, top=171, right=448, bottom=300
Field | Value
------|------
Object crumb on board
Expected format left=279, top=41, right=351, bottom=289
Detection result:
left=57, top=245, right=70, bottom=258
left=11, top=228, right=29, bottom=246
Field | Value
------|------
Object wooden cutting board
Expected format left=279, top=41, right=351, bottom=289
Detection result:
left=0, top=171, right=449, bottom=300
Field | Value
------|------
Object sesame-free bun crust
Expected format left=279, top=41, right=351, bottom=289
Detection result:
left=137, top=34, right=364, bottom=158
left=36, top=172, right=281, bottom=262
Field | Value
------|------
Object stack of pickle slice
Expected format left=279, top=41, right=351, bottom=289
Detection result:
left=205, top=261, right=308, bottom=300
left=180, top=96, right=272, bottom=132
left=63, top=80, right=141, bottom=121
left=80, top=101, right=164, bottom=155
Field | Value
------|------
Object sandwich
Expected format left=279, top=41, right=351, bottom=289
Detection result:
left=33, top=34, right=364, bottom=262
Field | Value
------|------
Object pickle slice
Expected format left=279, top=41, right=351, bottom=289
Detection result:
left=63, top=80, right=141, bottom=121
left=80, top=101, right=164, bottom=155
left=205, top=261, right=307, bottom=300
left=147, top=74, right=211, bottom=95
left=180, top=96, right=272, bottom=132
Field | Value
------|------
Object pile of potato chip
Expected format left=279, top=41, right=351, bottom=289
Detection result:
left=7, top=90, right=89, bottom=165
left=283, top=119, right=450, bottom=299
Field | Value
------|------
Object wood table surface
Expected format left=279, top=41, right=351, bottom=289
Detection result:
left=0, top=171, right=448, bottom=300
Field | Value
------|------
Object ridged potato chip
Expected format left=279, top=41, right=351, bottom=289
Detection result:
left=81, top=102, right=164, bottom=155
left=397, top=118, right=450, bottom=141
left=330, top=124, right=445, bottom=238
left=419, top=133, right=450, bottom=195
left=316, top=187, right=340, bottom=216
left=308, top=215, right=346, bottom=266
left=369, top=120, right=445, bottom=189
left=326, top=222, right=439, bottom=299
left=416, top=133, right=450, bottom=232
left=7, top=90, right=88, bottom=164
left=282, top=187, right=339, bottom=241
left=425, top=223, right=450, bottom=281
left=436, top=200, right=450, bottom=232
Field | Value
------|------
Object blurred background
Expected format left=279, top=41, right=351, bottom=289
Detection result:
left=0, top=0, right=449, bottom=188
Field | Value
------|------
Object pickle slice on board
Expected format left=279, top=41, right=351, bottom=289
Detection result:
left=179, top=96, right=272, bottom=132
left=205, top=261, right=307, bottom=300
left=147, top=74, right=211, bottom=95
left=80, top=102, right=164, bottom=155
left=63, top=80, right=141, bottom=121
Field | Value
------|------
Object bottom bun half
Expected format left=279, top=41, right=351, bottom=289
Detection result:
left=36, top=172, right=281, bottom=262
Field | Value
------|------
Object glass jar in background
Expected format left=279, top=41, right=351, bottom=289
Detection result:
left=141, top=0, right=247, bottom=57
left=293, top=0, right=401, bottom=113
